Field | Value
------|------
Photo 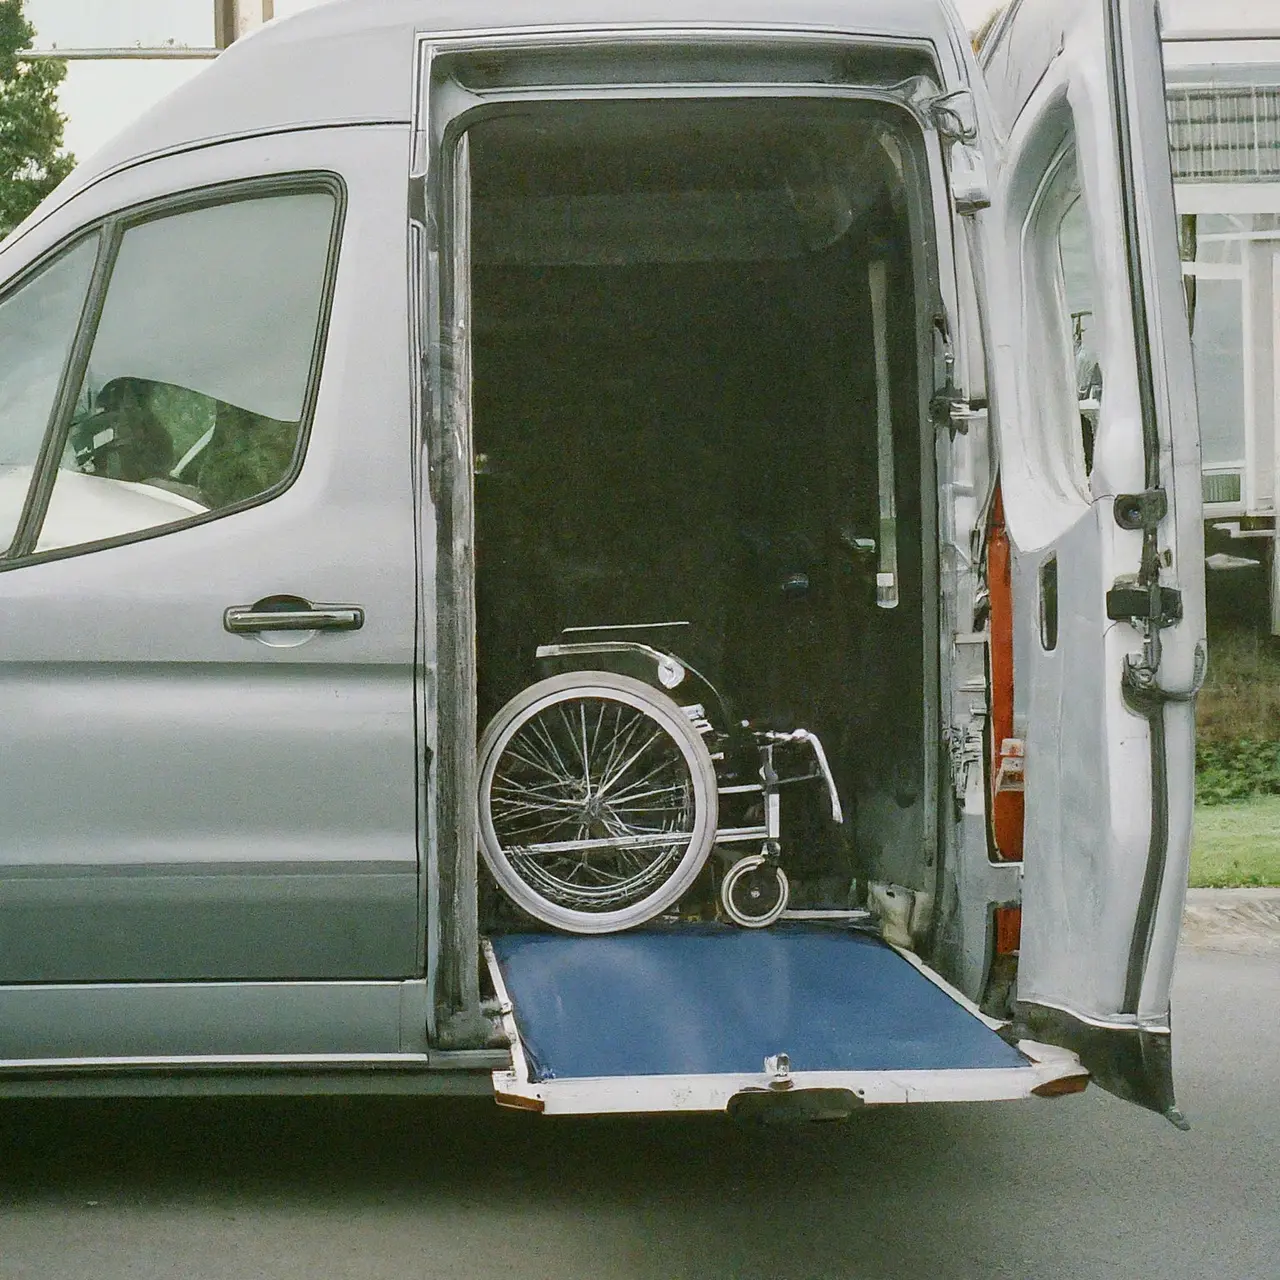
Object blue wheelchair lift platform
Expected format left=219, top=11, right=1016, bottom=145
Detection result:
left=484, top=924, right=1086, bottom=1115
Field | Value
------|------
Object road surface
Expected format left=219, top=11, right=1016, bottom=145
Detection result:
left=1, top=946, right=1276, bottom=1280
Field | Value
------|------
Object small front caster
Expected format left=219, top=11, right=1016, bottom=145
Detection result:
left=721, top=854, right=789, bottom=928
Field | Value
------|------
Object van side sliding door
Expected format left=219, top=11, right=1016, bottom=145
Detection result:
left=0, top=130, right=423, bottom=1062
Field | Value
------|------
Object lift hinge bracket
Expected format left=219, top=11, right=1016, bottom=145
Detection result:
left=1113, top=488, right=1167, bottom=531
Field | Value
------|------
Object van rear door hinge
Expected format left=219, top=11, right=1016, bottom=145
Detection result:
left=945, top=707, right=986, bottom=802
left=930, top=319, right=986, bottom=438
left=1108, top=488, right=1181, bottom=626
left=933, top=397, right=987, bottom=439
left=1113, top=488, right=1167, bottom=531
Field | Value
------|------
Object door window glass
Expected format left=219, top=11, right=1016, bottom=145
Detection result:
left=0, top=238, right=98, bottom=552
left=1020, top=147, right=1101, bottom=496
left=35, top=191, right=336, bottom=556
left=1057, top=194, right=1101, bottom=475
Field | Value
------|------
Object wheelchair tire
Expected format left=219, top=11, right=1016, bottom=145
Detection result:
left=478, top=671, right=719, bottom=934
left=720, top=854, right=790, bottom=928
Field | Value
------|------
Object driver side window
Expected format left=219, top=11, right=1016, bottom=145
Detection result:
left=0, top=238, right=98, bottom=554
left=15, top=187, right=338, bottom=558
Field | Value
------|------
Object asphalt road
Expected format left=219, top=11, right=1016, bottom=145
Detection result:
left=1, top=946, right=1276, bottom=1280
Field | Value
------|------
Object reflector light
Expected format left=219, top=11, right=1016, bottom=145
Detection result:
left=994, top=906, right=1021, bottom=955
left=987, top=489, right=1024, bottom=860
left=494, top=1091, right=545, bottom=1113
left=1031, top=1074, right=1090, bottom=1098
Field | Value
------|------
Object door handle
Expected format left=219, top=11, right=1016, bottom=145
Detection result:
left=224, top=595, right=365, bottom=635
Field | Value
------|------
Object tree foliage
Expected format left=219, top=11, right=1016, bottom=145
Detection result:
left=0, top=0, right=73, bottom=239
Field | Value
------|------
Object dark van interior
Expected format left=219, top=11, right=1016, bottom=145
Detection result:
left=467, top=99, right=933, bottom=922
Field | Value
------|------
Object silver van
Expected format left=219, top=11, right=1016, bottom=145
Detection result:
left=0, top=0, right=1205, bottom=1125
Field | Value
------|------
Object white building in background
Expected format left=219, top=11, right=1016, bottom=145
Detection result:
left=24, top=2, right=325, bottom=160
left=1162, top=1, right=1280, bottom=629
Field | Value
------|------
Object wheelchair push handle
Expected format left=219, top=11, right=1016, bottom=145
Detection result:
left=759, top=728, right=844, bottom=825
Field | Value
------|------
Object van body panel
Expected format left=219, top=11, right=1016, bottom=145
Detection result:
left=0, top=979, right=418, bottom=1061
left=0, top=0, right=1204, bottom=1118
left=0, top=128, right=423, bottom=1020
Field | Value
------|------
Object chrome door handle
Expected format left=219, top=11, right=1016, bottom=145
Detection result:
left=224, top=595, right=365, bottom=635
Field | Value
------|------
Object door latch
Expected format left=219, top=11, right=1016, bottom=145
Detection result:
left=1105, top=580, right=1183, bottom=626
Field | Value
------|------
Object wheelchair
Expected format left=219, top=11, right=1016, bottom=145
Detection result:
left=477, top=622, right=844, bottom=935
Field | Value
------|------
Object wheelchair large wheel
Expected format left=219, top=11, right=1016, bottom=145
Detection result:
left=478, top=671, right=719, bottom=933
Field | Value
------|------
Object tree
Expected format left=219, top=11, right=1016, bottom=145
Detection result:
left=0, top=0, right=73, bottom=239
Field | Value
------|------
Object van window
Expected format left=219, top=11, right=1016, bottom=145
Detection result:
left=1021, top=146, right=1100, bottom=497
left=1058, top=195, right=1100, bottom=474
left=33, top=190, right=336, bottom=556
left=0, top=238, right=98, bottom=553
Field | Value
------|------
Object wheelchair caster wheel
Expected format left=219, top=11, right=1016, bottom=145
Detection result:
left=721, top=855, right=789, bottom=928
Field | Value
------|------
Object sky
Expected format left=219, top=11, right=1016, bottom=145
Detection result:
left=24, top=0, right=1266, bottom=162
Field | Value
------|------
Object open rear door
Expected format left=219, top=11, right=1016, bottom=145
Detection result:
left=980, top=1, right=1205, bottom=1122
left=485, top=925, right=1087, bottom=1116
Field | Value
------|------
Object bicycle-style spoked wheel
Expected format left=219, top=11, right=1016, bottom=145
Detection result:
left=478, top=671, right=718, bottom=933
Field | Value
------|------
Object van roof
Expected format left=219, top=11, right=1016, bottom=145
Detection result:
left=63, top=0, right=970, bottom=194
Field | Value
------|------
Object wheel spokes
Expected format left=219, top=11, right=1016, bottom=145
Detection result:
left=487, top=693, right=699, bottom=910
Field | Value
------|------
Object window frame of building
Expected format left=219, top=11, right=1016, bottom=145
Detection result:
left=1176, top=184, right=1280, bottom=517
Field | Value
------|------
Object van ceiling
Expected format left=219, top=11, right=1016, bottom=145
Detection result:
left=444, top=42, right=938, bottom=94
left=467, top=100, right=907, bottom=265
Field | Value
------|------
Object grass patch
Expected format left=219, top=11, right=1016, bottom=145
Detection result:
left=1191, top=796, right=1280, bottom=887
left=1197, top=739, right=1280, bottom=804
left=1197, top=625, right=1280, bottom=744
left=1195, top=624, right=1280, bottom=806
